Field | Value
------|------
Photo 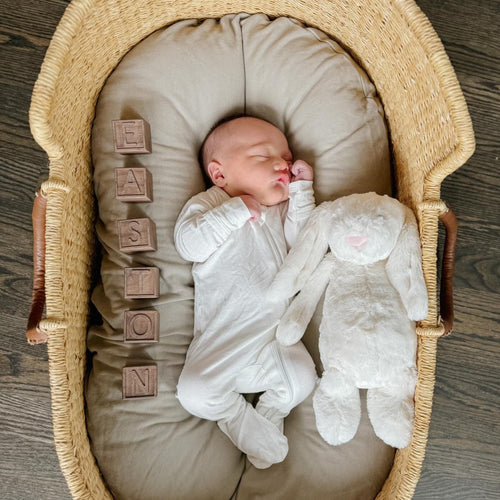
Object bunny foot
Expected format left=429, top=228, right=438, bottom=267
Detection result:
left=367, top=386, right=415, bottom=449
left=313, top=369, right=361, bottom=445
left=276, top=315, right=304, bottom=346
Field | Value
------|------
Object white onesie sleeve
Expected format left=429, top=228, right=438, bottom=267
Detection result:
left=174, top=189, right=251, bottom=262
left=283, top=180, right=315, bottom=249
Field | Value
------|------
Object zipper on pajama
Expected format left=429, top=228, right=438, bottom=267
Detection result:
left=261, top=222, right=283, bottom=268
left=270, top=341, right=295, bottom=407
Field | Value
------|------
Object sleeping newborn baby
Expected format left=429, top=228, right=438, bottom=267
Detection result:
left=174, top=115, right=317, bottom=468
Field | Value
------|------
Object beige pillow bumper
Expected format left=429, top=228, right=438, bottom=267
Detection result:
left=87, top=13, right=393, bottom=500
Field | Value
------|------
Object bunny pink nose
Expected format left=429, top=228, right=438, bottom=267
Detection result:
left=346, top=235, right=368, bottom=247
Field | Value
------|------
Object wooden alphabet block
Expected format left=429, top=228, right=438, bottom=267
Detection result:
left=122, top=365, right=158, bottom=399
left=115, top=167, right=153, bottom=202
left=124, top=267, right=160, bottom=299
left=112, top=119, right=152, bottom=154
left=118, top=217, right=157, bottom=253
left=124, top=310, right=159, bottom=343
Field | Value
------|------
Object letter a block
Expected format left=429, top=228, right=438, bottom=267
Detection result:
left=118, top=217, right=157, bottom=253
left=124, top=267, right=160, bottom=299
left=115, top=167, right=153, bottom=202
left=124, top=310, right=159, bottom=343
left=112, top=119, right=152, bottom=154
left=123, top=365, right=158, bottom=399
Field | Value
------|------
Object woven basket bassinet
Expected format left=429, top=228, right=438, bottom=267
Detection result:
left=28, top=0, right=474, bottom=498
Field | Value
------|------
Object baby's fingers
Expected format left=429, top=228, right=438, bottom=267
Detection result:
left=291, top=160, right=313, bottom=181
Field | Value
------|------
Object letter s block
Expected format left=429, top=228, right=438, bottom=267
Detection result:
left=112, top=119, right=152, bottom=154
left=124, top=267, right=160, bottom=299
left=118, top=217, right=157, bottom=253
left=122, top=365, right=158, bottom=399
left=115, top=167, right=153, bottom=202
left=124, top=310, right=159, bottom=343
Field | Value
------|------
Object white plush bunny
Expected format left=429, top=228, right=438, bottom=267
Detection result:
left=268, top=192, right=428, bottom=449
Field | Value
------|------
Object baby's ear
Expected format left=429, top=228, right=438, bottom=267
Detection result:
left=207, top=160, right=226, bottom=187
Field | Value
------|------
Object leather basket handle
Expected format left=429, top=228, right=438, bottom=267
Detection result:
left=26, top=190, right=48, bottom=344
left=438, top=207, right=458, bottom=336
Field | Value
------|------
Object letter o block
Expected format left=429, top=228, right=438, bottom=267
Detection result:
left=124, top=310, right=159, bottom=343
left=122, top=365, right=158, bottom=399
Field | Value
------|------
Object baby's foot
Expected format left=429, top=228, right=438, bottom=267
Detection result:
left=246, top=425, right=288, bottom=469
left=248, top=453, right=283, bottom=470
left=217, top=399, right=289, bottom=469
left=255, top=401, right=285, bottom=434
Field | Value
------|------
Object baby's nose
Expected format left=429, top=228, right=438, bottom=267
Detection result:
left=274, top=158, right=290, bottom=171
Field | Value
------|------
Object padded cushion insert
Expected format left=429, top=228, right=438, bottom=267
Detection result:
left=87, top=13, right=393, bottom=500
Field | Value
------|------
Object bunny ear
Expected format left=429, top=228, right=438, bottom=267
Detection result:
left=268, top=204, right=331, bottom=301
left=386, top=206, right=428, bottom=321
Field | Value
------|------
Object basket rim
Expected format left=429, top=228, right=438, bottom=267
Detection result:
left=29, top=0, right=475, bottom=186
left=396, top=0, right=475, bottom=192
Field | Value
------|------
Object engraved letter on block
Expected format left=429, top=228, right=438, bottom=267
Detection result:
left=113, top=119, right=152, bottom=154
left=118, top=217, right=157, bottom=253
left=124, top=267, right=160, bottom=299
left=124, top=310, right=159, bottom=343
left=115, top=167, right=153, bottom=202
left=122, top=365, right=158, bottom=399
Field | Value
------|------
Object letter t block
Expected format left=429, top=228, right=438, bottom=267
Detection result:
left=124, top=267, right=160, bottom=299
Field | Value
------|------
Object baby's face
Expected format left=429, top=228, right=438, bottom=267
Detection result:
left=208, top=117, right=293, bottom=206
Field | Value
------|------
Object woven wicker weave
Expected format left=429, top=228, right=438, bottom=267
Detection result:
left=29, top=0, right=474, bottom=498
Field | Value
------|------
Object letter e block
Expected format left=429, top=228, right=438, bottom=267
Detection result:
left=113, top=119, right=152, bottom=154
left=124, top=310, right=159, bottom=343
left=123, top=365, right=158, bottom=399
left=124, top=267, right=160, bottom=299
left=118, top=217, right=157, bottom=253
left=115, top=167, right=153, bottom=202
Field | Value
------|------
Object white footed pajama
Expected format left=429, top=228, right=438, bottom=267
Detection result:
left=174, top=182, right=317, bottom=468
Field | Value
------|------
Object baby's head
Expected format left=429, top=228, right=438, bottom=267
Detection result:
left=200, top=115, right=293, bottom=206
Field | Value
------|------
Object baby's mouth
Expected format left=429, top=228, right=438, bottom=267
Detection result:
left=276, top=173, right=291, bottom=185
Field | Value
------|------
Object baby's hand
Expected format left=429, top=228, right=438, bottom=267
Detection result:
left=240, top=195, right=262, bottom=221
left=291, top=160, right=314, bottom=182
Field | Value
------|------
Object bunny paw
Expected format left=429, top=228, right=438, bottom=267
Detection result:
left=276, top=318, right=304, bottom=346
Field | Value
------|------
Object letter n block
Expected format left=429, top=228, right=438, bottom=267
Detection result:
left=124, top=310, right=159, bottom=343
left=112, top=119, right=152, bottom=154
left=124, top=267, right=160, bottom=299
left=115, top=167, right=153, bottom=202
left=118, top=217, right=157, bottom=253
left=123, top=365, right=158, bottom=399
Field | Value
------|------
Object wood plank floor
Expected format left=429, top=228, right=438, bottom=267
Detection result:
left=1, top=0, right=498, bottom=498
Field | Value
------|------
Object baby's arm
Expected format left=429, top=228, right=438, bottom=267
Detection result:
left=284, top=160, right=315, bottom=249
left=174, top=191, right=252, bottom=262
